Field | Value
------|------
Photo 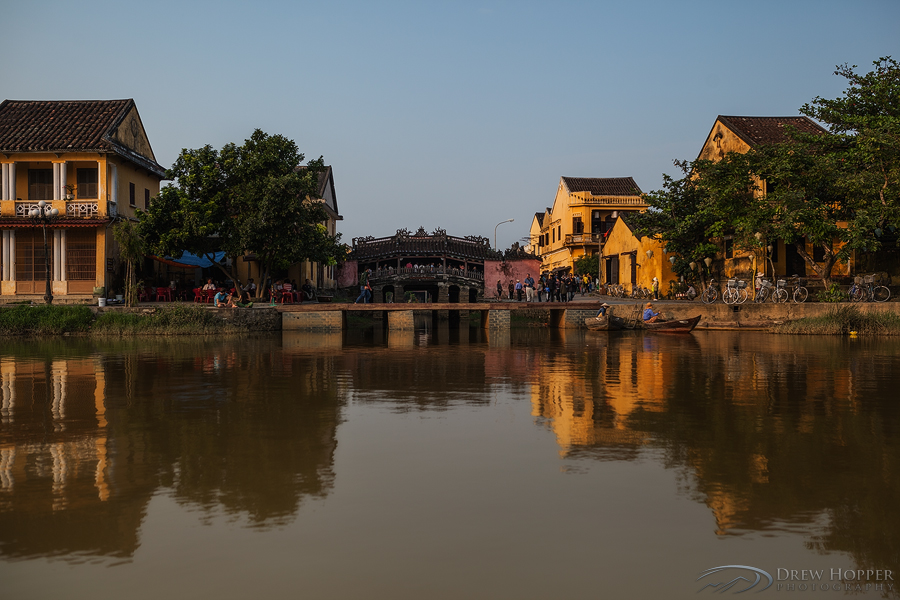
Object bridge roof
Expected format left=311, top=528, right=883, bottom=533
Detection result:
left=351, top=227, right=500, bottom=262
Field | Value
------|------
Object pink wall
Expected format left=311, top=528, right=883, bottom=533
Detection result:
left=336, top=260, right=359, bottom=288
left=483, top=259, right=543, bottom=297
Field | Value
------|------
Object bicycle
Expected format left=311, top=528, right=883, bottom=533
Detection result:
left=700, top=279, right=719, bottom=304
left=754, top=278, right=772, bottom=303
left=771, top=278, right=789, bottom=303
left=850, top=275, right=891, bottom=302
left=723, top=278, right=748, bottom=305
left=789, top=275, right=809, bottom=303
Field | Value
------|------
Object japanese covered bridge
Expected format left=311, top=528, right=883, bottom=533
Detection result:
left=350, top=227, right=499, bottom=303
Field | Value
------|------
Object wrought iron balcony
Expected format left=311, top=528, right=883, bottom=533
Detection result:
left=564, top=233, right=603, bottom=246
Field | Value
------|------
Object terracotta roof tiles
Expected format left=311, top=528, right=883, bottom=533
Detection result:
left=561, top=176, right=642, bottom=196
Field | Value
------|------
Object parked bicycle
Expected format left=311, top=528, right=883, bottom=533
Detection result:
left=700, top=279, right=719, bottom=304
left=754, top=278, right=772, bottom=303
left=789, top=275, right=809, bottom=303
left=770, top=278, right=789, bottom=303
left=849, top=275, right=891, bottom=302
left=723, top=278, right=748, bottom=304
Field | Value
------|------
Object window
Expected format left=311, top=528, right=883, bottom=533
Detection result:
left=144, top=189, right=150, bottom=210
left=15, top=229, right=51, bottom=284
left=66, top=230, right=97, bottom=281
left=77, top=168, right=98, bottom=198
left=28, top=169, right=53, bottom=200
left=572, top=217, right=584, bottom=235
left=724, top=237, right=734, bottom=259
left=129, top=182, right=135, bottom=206
left=770, top=241, right=779, bottom=263
left=552, top=229, right=555, bottom=243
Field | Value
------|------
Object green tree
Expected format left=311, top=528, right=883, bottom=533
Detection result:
left=626, top=160, right=728, bottom=285
left=573, top=253, right=599, bottom=277
left=139, top=130, right=345, bottom=297
left=112, top=220, right=144, bottom=307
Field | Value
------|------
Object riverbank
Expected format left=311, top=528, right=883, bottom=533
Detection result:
left=0, top=304, right=280, bottom=336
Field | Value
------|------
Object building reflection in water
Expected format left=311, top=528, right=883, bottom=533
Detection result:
left=529, top=330, right=900, bottom=577
left=0, top=329, right=898, bottom=579
left=0, top=337, right=346, bottom=561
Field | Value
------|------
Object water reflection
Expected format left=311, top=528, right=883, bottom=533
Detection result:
left=529, top=331, right=900, bottom=578
left=0, top=328, right=898, bottom=587
left=0, top=337, right=344, bottom=560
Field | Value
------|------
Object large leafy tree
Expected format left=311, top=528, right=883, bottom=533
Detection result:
left=634, top=57, right=900, bottom=287
left=139, top=130, right=344, bottom=296
left=626, top=159, right=739, bottom=285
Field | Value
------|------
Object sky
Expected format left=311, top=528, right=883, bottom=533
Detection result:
left=4, top=0, right=899, bottom=250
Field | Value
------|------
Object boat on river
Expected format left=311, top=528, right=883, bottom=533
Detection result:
left=642, top=315, right=701, bottom=333
left=584, top=315, right=626, bottom=331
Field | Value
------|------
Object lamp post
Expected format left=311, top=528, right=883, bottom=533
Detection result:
left=494, top=218, right=514, bottom=251
left=29, top=200, right=59, bottom=305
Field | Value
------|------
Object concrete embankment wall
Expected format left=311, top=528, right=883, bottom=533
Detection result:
left=508, top=301, right=900, bottom=329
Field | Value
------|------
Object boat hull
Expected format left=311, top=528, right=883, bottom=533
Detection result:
left=643, top=315, right=701, bottom=333
left=584, top=315, right=626, bottom=331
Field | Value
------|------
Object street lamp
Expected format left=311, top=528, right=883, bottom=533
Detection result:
left=494, top=218, right=514, bottom=251
left=29, top=200, right=59, bottom=305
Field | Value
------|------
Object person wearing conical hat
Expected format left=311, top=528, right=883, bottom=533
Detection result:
left=643, top=302, right=660, bottom=323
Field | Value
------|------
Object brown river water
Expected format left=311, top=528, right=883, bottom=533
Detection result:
left=1, top=323, right=898, bottom=599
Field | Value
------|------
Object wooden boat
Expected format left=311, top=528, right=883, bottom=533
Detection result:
left=584, top=315, right=626, bottom=331
left=643, top=315, right=701, bottom=333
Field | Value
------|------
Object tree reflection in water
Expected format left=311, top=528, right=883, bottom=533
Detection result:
left=0, top=330, right=897, bottom=584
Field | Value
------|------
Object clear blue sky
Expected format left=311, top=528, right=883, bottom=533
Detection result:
left=4, top=0, right=899, bottom=250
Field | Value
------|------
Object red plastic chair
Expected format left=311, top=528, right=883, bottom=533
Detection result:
left=156, top=287, right=172, bottom=302
left=193, top=288, right=203, bottom=303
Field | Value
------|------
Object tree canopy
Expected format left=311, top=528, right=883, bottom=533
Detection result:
left=139, top=130, right=345, bottom=294
left=629, top=57, right=900, bottom=286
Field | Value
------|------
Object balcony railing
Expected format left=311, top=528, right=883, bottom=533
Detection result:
left=564, top=233, right=603, bottom=246
left=66, top=201, right=100, bottom=218
left=570, top=196, right=647, bottom=206
left=14, top=201, right=101, bottom=218
left=368, top=266, right=484, bottom=281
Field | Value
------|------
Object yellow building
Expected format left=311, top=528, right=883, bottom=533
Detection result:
left=600, top=217, right=679, bottom=294
left=529, top=177, right=646, bottom=274
left=697, top=115, right=840, bottom=279
left=0, top=99, right=165, bottom=300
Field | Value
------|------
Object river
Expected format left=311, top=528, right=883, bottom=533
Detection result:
left=1, top=324, right=898, bottom=599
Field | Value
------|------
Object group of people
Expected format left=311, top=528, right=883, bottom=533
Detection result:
left=198, top=276, right=319, bottom=307
left=497, top=272, right=597, bottom=303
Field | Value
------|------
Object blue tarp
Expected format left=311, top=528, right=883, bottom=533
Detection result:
left=156, top=251, right=226, bottom=269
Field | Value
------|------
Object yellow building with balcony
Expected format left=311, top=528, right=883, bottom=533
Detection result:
left=0, top=99, right=165, bottom=300
left=529, top=176, right=646, bottom=274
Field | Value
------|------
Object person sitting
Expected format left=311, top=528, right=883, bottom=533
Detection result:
left=242, top=278, right=257, bottom=299
left=597, top=303, right=611, bottom=317
left=302, top=279, right=317, bottom=302
left=213, top=289, right=230, bottom=308
left=202, top=278, right=216, bottom=291
left=643, top=302, right=662, bottom=323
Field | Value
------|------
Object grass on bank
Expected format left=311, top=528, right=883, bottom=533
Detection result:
left=93, top=304, right=245, bottom=335
left=0, top=305, right=94, bottom=335
left=0, top=304, right=246, bottom=336
left=774, top=305, right=900, bottom=335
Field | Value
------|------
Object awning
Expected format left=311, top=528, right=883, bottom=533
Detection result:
left=150, top=251, right=225, bottom=269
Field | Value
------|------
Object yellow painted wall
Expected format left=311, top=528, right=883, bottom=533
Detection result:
left=531, top=178, right=647, bottom=274
left=600, top=218, right=678, bottom=291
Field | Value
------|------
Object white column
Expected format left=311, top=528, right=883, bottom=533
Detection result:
left=1, top=164, right=8, bottom=200
left=1, top=230, right=13, bottom=281
left=53, top=230, right=66, bottom=281
left=53, top=163, right=61, bottom=201
left=8, top=163, right=14, bottom=200
left=59, top=162, right=67, bottom=200
left=1, top=231, right=8, bottom=280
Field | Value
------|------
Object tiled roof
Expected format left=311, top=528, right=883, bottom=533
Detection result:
left=562, top=177, right=642, bottom=196
left=0, top=99, right=165, bottom=176
left=717, top=116, right=827, bottom=147
left=534, top=212, right=545, bottom=226
left=352, top=232, right=498, bottom=261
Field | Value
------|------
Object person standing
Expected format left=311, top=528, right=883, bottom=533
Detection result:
left=355, top=269, right=371, bottom=304
left=524, top=274, right=535, bottom=302
left=508, top=280, right=514, bottom=300
left=496, top=279, right=503, bottom=300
